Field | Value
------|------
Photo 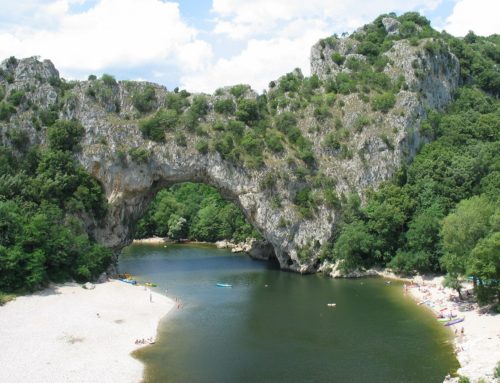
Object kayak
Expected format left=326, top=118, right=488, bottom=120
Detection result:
left=444, top=317, right=465, bottom=326
left=437, top=315, right=457, bottom=322
left=144, top=282, right=157, bottom=287
left=119, top=278, right=137, bottom=285
left=327, top=303, right=336, bottom=307
left=216, top=283, right=232, bottom=288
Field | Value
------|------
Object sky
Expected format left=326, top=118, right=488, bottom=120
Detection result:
left=0, top=0, right=498, bottom=93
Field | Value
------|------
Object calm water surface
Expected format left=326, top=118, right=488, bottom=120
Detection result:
left=119, top=244, right=458, bottom=383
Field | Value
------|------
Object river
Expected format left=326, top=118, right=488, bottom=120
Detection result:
left=119, top=244, right=458, bottom=383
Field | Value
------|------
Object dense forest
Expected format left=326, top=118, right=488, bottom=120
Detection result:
left=0, top=13, right=498, bottom=306
left=324, top=25, right=500, bottom=304
left=135, top=182, right=259, bottom=243
left=0, top=119, right=112, bottom=296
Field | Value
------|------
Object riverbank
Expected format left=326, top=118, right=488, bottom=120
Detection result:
left=381, top=272, right=500, bottom=382
left=0, top=280, right=174, bottom=383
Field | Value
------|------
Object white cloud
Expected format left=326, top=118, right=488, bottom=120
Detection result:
left=0, top=0, right=211, bottom=76
left=211, top=0, right=443, bottom=40
left=444, top=0, right=500, bottom=36
left=180, top=0, right=444, bottom=93
left=180, top=29, right=328, bottom=93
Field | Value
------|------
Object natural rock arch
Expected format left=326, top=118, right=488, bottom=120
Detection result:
left=1, top=20, right=460, bottom=273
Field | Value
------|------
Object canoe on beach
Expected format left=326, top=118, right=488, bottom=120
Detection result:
left=119, top=278, right=137, bottom=285
left=444, top=317, right=465, bottom=326
left=437, top=315, right=457, bottom=322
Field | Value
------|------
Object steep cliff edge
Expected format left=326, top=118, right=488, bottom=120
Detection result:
left=0, top=16, right=459, bottom=273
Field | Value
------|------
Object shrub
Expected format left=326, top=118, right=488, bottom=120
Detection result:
left=88, top=74, right=97, bottom=81
left=229, top=84, right=248, bottom=99
left=128, top=147, right=150, bottom=163
left=39, top=108, right=59, bottom=127
left=165, top=92, right=189, bottom=113
left=0, top=85, right=4, bottom=101
left=314, top=105, right=331, bottom=121
left=214, top=98, right=235, bottom=115
left=101, top=74, right=117, bottom=87
left=356, top=41, right=380, bottom=60
left=132, top=85, right=157, bottom=113
left=7, top=90, right=24, bottom=106
left=47, top=120, right=85, bottom=151
left=226, top=120, right=245, bottom=137
left=6, top=128, right=29, bottom=151
left=278, top=71, right=302, bottom=93
left=323, top=133, right=341, bottom=150
left=241, top=131, right=262, bottom=156
left=265, top=131, right=284, bottom=153
left=213, top=134, right=234, bottom=159
left=353, top=115, right=371, bottom=132
left=139, top=108, right=178, bottom=141
left=236, top=98, right=259, bottom=124
left=195, top=140, right=209, bottom=154
left=331, top=52, right=345, bottom=65
left=0, top=101, right=16, bottom=121
left=294, top=188, right=315, bottom=218
left=335, top=73, right=358, bottom=94
left=190, top=95, right=209, bottom=118
left=371, top=92, right=396, bottom=113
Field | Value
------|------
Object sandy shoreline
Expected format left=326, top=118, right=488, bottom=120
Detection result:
left=0, top=280, right=174, bottom=383
left=380, top=271, right=500, bottom=382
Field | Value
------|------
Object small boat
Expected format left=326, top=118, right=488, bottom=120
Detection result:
left=216, top=283, right=232, bottom=288
left=119, top=278, right=137, bottom=285
left=437, top=315, right=457, bottom=322
left=444, top=317, right=465, bottom=326
left=327, top=303, right=336, bottom=307
left=144, top=282, right=157, bottom=287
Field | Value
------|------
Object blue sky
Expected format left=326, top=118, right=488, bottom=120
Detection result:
left=0, top=0, right=498, bottom=93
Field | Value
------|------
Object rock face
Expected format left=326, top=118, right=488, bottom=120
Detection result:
left=0, top=29, right=460, bottom=274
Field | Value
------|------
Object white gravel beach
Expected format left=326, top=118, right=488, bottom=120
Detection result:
left=0, top=280, right=174, bottom=383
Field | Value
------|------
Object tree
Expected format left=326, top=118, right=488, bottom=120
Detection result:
left=333, top=220, right=374, bottom=271
left=47, top=120, right=85, bottom=151
left=469, top=232, right=500, bottom=303
left=167, top=214, right=187, bottom=240
left=441, top=195, right=495, bottom=275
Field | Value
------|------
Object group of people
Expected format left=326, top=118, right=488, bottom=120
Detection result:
left=135, top=337, right=154, bottom=345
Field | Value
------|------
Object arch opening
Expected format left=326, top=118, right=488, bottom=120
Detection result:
left=125, top=181, right=276, bottom=262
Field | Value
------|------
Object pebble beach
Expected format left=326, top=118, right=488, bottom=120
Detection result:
left=0, top=280, right=174, bottom=383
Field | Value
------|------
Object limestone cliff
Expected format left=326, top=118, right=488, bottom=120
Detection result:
left=0, top=17, right=459, bottom=273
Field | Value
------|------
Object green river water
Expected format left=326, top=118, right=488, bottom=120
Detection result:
left=119, top=244, right=458, bottom=383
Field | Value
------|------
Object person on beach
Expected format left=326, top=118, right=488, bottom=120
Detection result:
left=149, top=291, right=152, bottom=303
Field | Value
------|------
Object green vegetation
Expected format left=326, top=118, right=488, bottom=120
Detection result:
left=132, top=85, right=157, bottom=113
left=135, top=183, right=260, bottom=243
left=329, top=86, right=499, bottom=303
left=371, top=92, right=396, bottom=113
left=0, top=101, right=16, bottom=121
left=0, top=118, right=111, bottom=293
left=7, top=90, right=25, bottom=106
left=47, top=120, right=85, bottom=151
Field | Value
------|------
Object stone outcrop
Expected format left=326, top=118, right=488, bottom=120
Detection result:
left=0, top=26, right=460, bottom=274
